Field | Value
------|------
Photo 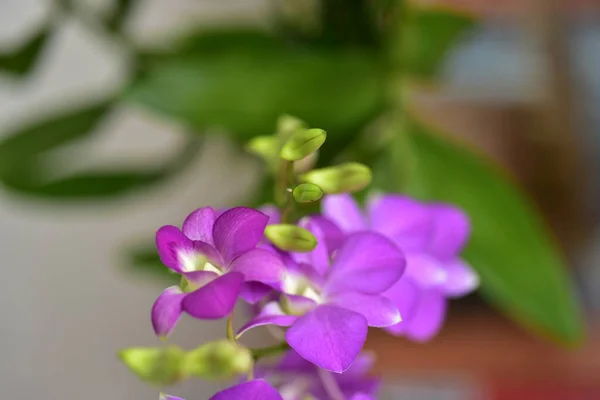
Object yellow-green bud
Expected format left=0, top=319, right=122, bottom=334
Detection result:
left=118, top=346, right=185, bottom=386
left=265, top=224, right=317, bottom=252
left=300, top=162, right=372, bottom=194
left=183, top=340, right=253, bottom=380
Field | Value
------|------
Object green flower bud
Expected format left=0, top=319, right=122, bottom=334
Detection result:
left=277, top=115, right=307, bottom=140
left=265, top=224, right=317, bottom=252
left=118, top=346, right=185, bottom=386
left=300, top=162, right=372, bottom=194
left=280, top=128, right=327, bottom=161
left=246, top=136, right=279, bottom=163
left=183, top=340, right=253, bottom=380
left=292, top=183, right=323, bottom=203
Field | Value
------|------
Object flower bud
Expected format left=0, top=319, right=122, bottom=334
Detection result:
left=292, top=183, right=323, bottom=203
left=277, top=115, right=307, bottom=140
left=280, top=128, right=327, bottom=161
left=265, top=224, right=318, bottom=252
left=246, top=136, right=279, bottom=163
left=119, top=346, right=185, bottom=386
left=300, top=162, right=372, bottom=194
left=183, top=340, right=253, bottom=380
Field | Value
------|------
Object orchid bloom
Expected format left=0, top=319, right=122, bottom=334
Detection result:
left=239, top=219, right=405, bottom=373
left=151, top=207, right=285, bottom=337
left=323, top=194, right=479, bottom=341
left=210, top=380, right=283, bottom=400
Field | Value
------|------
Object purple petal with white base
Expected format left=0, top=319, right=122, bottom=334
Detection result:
left=429, top=205, right=470, bottom=259
left=285, top=305, right=368, bottom=373
left=404, top=289, right=447, bottom=342
left=182, top=272, right=243, bottom=319
left=182, top=207, right=216, bottom=243
left=151, top=286, right=185, bottom=337
left=325, top=232, right=405, bottom=295
left=229, top=248, right=284, bottom=283
left=238, top=302, right=298, bottom=336
left=442, top=259, right=479, bottom=298
left=367, top=195, right=433, bottom=251
left=210, top=380, right=283, bottom=400
left=322, top=194, right=366, bottom=232
left=329, top=292, right=401, bottom=327
left=183, top=270, right=219, bottom=288
left=213, top=207, right=269, bottom=263
left=155, top=225, right=193, bottom=272
left=383, top=278, right=419, bottom=336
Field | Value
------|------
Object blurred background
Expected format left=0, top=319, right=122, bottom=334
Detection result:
left=0, top=0, right=599, bottom=399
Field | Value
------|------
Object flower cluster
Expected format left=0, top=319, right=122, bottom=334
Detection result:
left=119, top=118, right=478, bottom=400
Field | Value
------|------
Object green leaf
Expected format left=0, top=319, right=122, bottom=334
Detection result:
left=0, top=29, right=50, bottom=76
left=128, top=31, right=385, bottom=141
left=396, top=117, right=584, bottom=345
left=119, top=346, right=186, bottom=386
left=265, top=224, right=318, bottom=252
left=403, top=8, right=475, bottom=79
left=0, top=104, right=203, bottom=200
left=293, top=183, right=323, bottom=203
left=183, top=340, right=252, bottom=380
left=281, top=128, right=327, bottom=161
left=301, top=162, right=372, bottom=194
left=107, top=0, right=136, bottom=31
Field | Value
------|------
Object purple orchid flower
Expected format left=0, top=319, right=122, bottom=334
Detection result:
left=322, top=194, right=479, bottom=342
left=210, top=380, right=283, bottom=400
left=272, top=350, right=380, bottom=400
left=239, top=220, right=405, bottom=373
left=151, top=207, right=285, bottom=337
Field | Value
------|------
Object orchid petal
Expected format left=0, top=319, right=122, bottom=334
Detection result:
left=405, top=289, right=447, bottom=342
left=308, top=215, right=345, bottom=253
left=322, top=194, right=366, bottom=233
left=182, top=207, right=216, bottom=244
left=237, top=302, right=298, bottom=336
left=213, top=207, right=269, bottom=263
left=295, top=218, right=330, bottom=275
left=151, top=286, right=185, bottom=338
left=442, top=258, right=479, bottom=298
left=404, top=253, right=447, bottom=288
left=329, top=292, right=400, bottom=327
left=350, top=394, right=375, bottom=400
left=239, top=282, right=273, bottom=304
left=155, top=225, right=193, bottom=272
left=383, top=278, right=420, bottom=336
left=429, top=204, right=470, bottom=259
left=229, top=248, right=284, bottom=283
left=260, top=205, right=281, bottom=225
left=325, top=232, right=405, bottom=295
left=182, top=270, right=219, bottom=288
left=367, top=195, right=433, bottom=252
left=286, top=305, right=368, bottom=373
left=210, top=380, right=283, bottom=400
left=182, top=272, right=243, bottom=319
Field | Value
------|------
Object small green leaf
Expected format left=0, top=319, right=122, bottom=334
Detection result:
left=281, top=128, right=327, bottom=161
left=402, top=8, right=475, bottom=79
left=397, top=117, right=584, bottom=345
left=301, top=162, right=372, bottom=194
left=246, top=135, right=280, bottom=170
left=293, top=183, right=323, bottom=203
left=119, top=346, right=186, bottom=386
left=265, top=224, right=317, bottom=252
left=183, top=340, right=252, bottom=380
left=0, top=29, right=50, bottom=76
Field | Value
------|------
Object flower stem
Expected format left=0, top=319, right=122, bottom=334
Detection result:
left=318, top=368, right=345, bottom=400
left=226, top=312, right=236, bottom=343
left=275, top=159, right=295, bottom=223
left=250, top=342, right=289, bottom=361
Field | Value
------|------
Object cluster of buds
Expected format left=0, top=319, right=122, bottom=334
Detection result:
left=119, top=117, right=478, bottom=399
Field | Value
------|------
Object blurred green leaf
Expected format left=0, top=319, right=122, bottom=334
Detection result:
left=128, top=31, right=385, bottom=142
left=0, top=30, right=50, bottom=76
left=403, top=8, right=475, bottom=79
left=391, top=117, right=584, bottom=345
left=108, top=0, right=136, bottom=31
left=0, top=104, right=203, bottom=200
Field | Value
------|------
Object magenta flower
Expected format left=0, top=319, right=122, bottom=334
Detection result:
left=272, top=350, right=380, bottom=400
left=323, top=194, right=479, bottom=342
left=239, top=221, right=404, bottom=373
left=210, top=380, right=283, bottom=400
left=151, top=207, right=285, bottom=337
